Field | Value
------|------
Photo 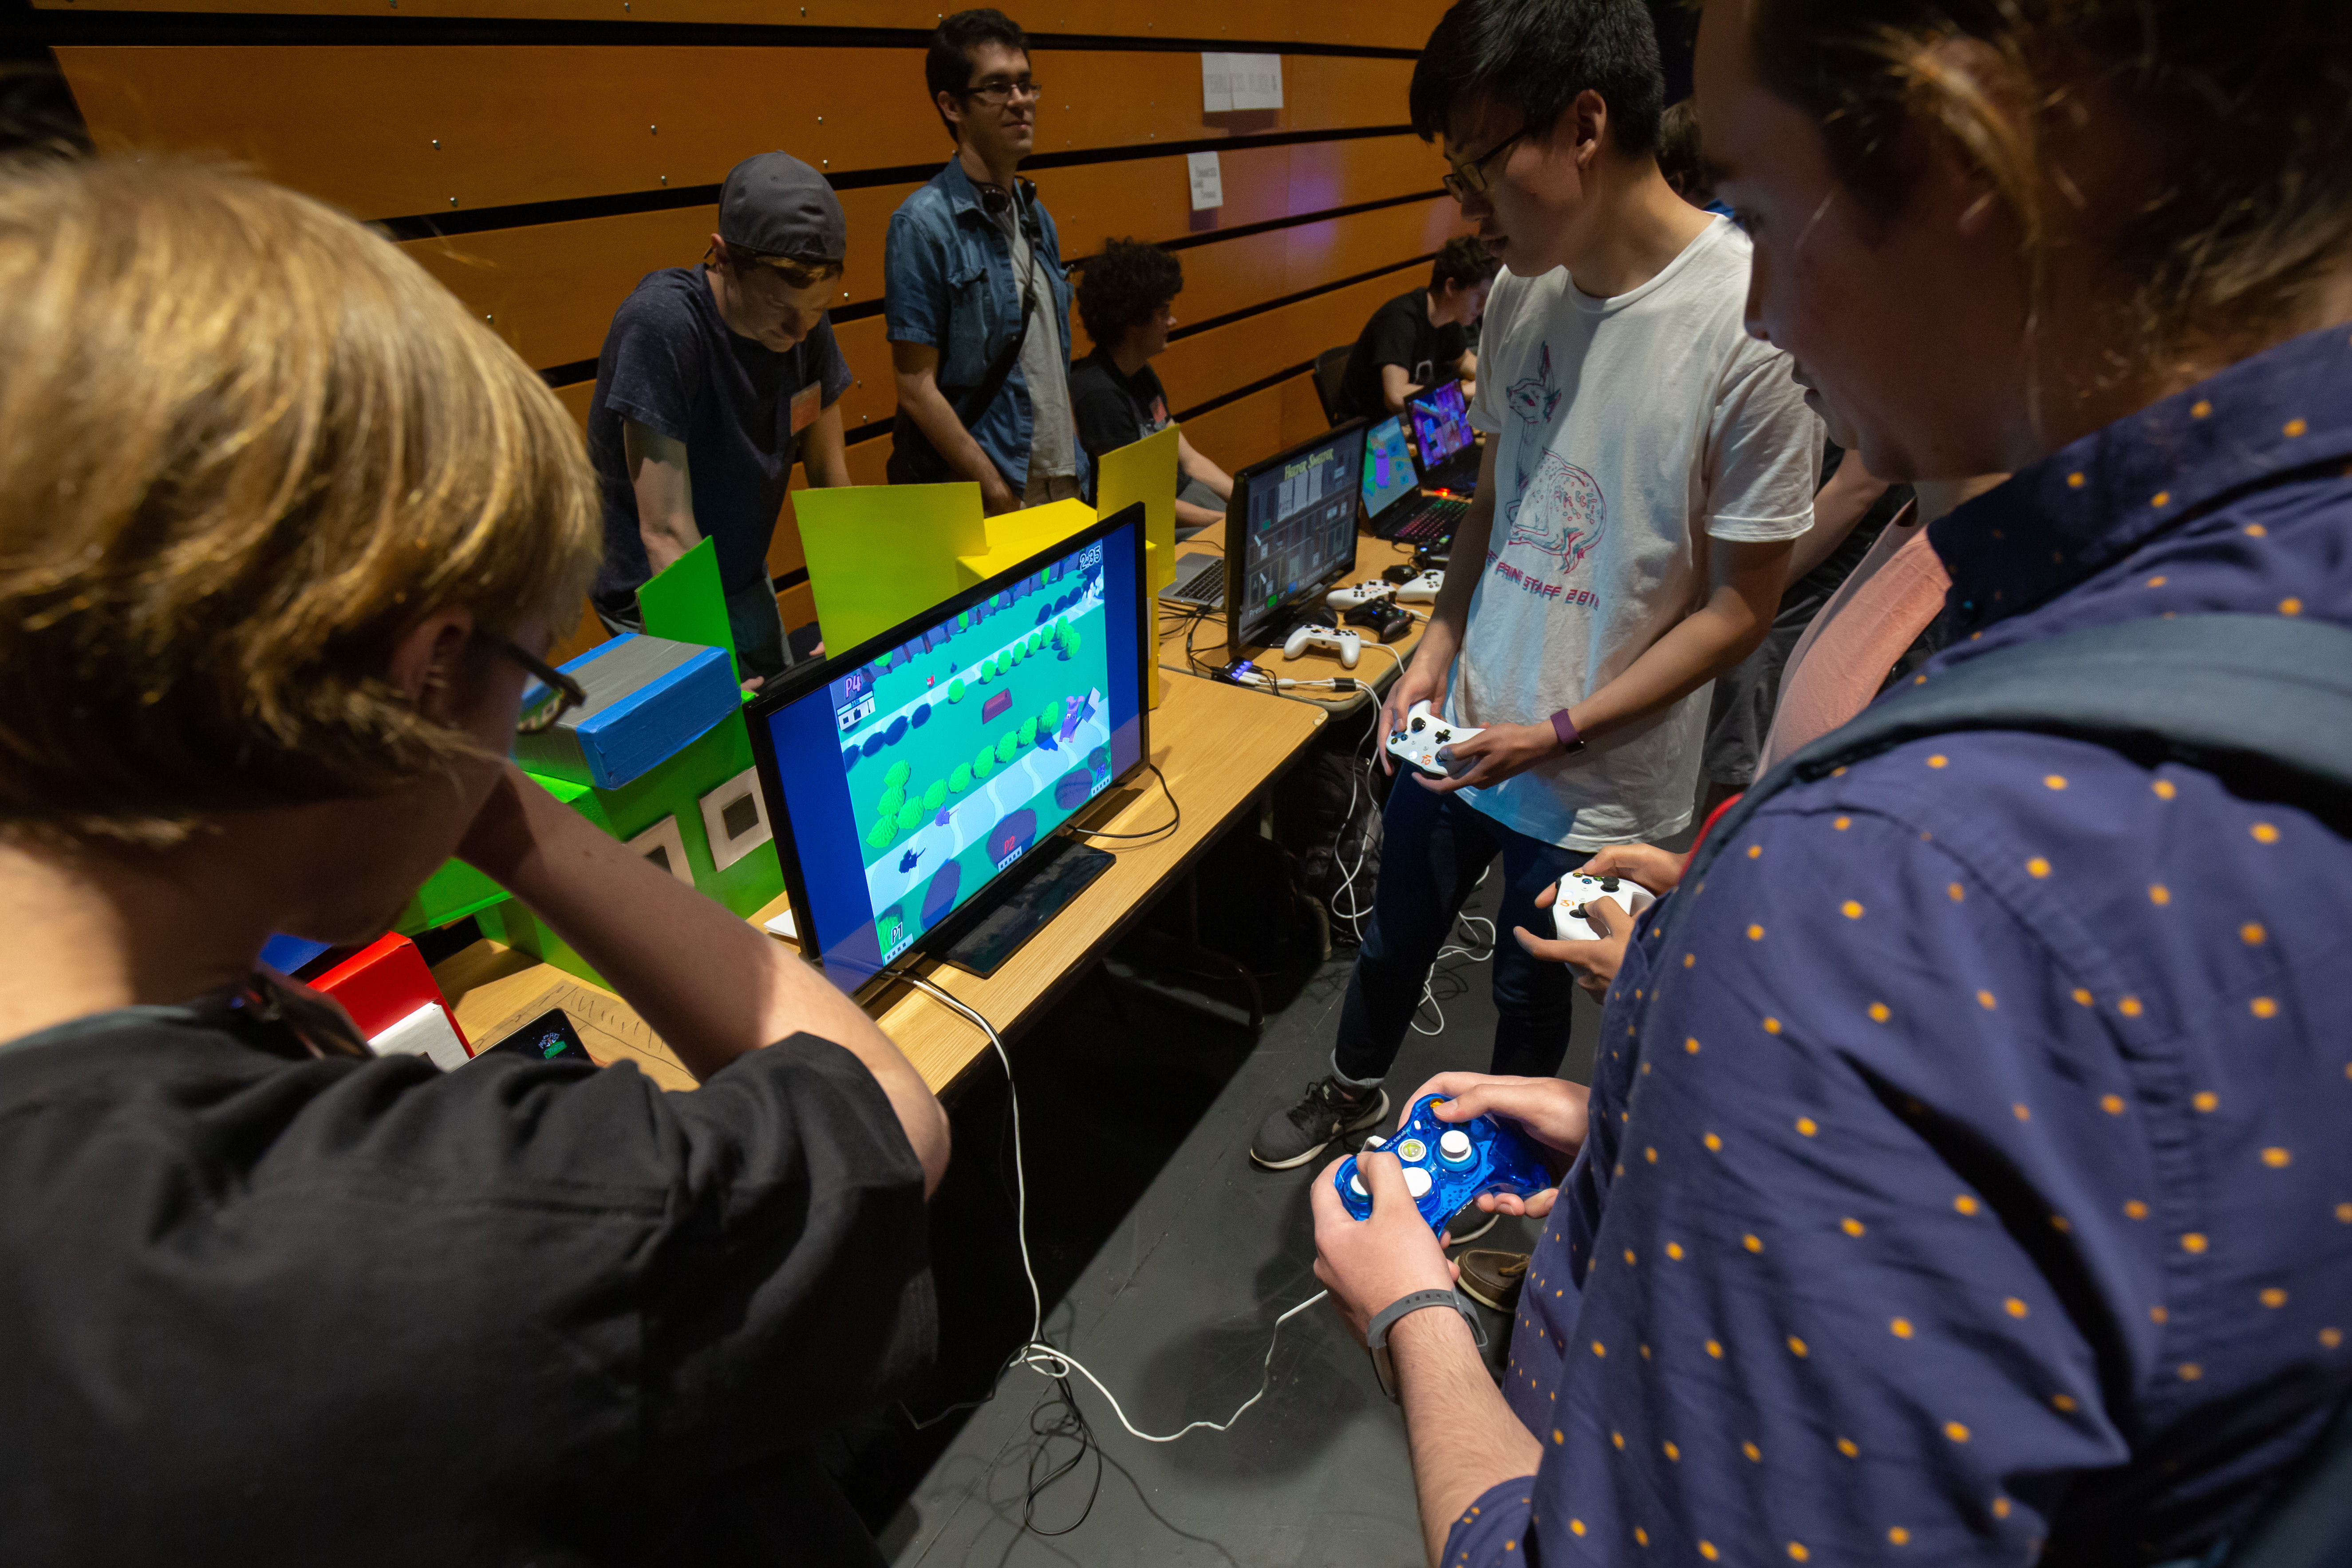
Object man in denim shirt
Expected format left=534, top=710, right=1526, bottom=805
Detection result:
left=884, top=9, right=1085, bottom=513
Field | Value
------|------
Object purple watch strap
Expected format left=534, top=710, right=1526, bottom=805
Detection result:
left=1550, top=708, right=1584, bottom=752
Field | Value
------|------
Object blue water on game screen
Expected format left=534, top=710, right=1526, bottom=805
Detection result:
left=1361, top=416, right=1417, bottom=519
left=762, top=520, right=1145, bottom=995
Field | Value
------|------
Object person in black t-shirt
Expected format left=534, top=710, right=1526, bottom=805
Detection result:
left=1333, top=234, right=1498, bottom=422
left=588, top=151, right=854, bottom=687
left=0, top=158, right=950, bottom=1568
left=1068, top=237, right=1234, bottom=533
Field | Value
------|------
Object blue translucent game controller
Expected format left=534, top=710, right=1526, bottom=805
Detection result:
left=1333, top=1094, right=1553, bottom=1230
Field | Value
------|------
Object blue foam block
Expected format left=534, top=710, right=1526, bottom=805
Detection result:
left=514, top=633, right=739, bottom=790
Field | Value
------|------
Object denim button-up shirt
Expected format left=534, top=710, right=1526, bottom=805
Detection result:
left=883, top=158, right=1088, bottom=494
left=1447, top=322, right=2352, bottom=1568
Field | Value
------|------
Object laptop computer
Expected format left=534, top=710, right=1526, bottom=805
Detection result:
left=1362, top=413, right=1468, bottom=547
left=1406, top=379, right=1480, bottom=496
left=1158, top=546, right=1226, bottom=610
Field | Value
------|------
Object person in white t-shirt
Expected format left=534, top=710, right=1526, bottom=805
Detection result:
left=1249, top=0, right=1820, bottom=1183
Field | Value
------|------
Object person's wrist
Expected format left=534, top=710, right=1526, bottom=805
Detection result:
left=1548, top=707, right=1585, bottom=755
left=1386, top=1296, right=1474, bottom=1357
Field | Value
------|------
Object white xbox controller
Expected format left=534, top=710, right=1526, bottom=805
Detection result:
left=1327, top=570, right=1442, bottom=612
left=1550, top=871, right=1657, bottom=942
left=1283, top=624, right=1360, bottom=668
left=1385, top=699, right=1484, bottom=781
left=1325, top=580, right=1397, bottom=612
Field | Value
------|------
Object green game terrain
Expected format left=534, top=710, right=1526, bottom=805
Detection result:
left=834, top=554, right=1113, bottom=957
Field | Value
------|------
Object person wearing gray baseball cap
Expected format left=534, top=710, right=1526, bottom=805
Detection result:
left=587, top=150, right=855, bottom=687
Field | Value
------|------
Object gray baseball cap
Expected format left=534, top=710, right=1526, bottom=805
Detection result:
left=717, top=151, right=846, bottom=263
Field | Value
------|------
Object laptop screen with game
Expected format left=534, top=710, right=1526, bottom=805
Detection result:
left=1408, top=379, right=1475, bottom=470
left=1361, top=415, right=1417, bottom=523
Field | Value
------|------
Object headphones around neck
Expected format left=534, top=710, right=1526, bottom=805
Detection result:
left=975, top=176, right=1036, bottom=218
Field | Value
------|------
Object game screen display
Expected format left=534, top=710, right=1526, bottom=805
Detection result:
left=1409, top=379, right=1474, bottom=470
left=1361, top=416, right=1417, bottom=521
left=1235, top=423, right=1368, bottom=646
left=753, top=513, right=1146, bottom=996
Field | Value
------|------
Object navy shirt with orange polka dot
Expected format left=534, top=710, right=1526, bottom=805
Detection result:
left=1451, top=324, right=2352, bottom=1567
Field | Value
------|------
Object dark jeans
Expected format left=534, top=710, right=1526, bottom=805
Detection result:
left=1333, top=778, right=1590, bottom=1085
left=597, top=578, right=792, bottom=685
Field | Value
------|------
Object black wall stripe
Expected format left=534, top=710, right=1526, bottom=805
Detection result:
left=539, top=246, right=1426, bottom=392
left=1172, top=359, right=1314, bottom=425
left=15, top=10, right=1416, bottom=57
left=376, top=123, right=1418, bottom=240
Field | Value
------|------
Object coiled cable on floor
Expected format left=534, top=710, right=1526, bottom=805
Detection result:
left=895, top=973, right=1330, bottom=1507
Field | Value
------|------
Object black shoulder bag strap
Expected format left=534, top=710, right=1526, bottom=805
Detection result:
left=1645, top=612, right=2352, bottom=1565
left=1658, top=612, right=2352, bottom=948
left=888, top=182, right=1042, bottom=485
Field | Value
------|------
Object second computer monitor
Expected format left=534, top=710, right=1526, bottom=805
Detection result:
left=1409, top=379, right=1475, bottom=469
left=1361, top=415, right=1417, bottom=520
left=1228, top=419, right=1369, bottom=652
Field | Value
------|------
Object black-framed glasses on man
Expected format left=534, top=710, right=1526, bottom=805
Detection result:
left=505, top=642, right=587, bottom=736
left=959, top=77, right=1043, bottom=105
left=1441, top=128, right=1530, bottom=201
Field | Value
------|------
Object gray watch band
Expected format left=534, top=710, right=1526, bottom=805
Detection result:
left=1366, top=1288, right=1483, bottom=1403
left=1366, top=1288, right=1474, bottom=1349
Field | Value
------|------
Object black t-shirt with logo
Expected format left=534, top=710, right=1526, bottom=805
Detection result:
left=1068, top=347, right=1175, bottom=466
left=588, top=266, right=852, bottom=612
left=1335, top=288, right=1466, bottom=422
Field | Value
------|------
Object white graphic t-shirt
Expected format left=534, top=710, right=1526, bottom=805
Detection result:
left=1450, top=217, right=1821, bottom=848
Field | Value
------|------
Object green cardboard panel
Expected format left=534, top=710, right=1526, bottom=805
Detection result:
left=392, top=856, right=508, bottom=936
left=636, top=536, right=740, bottom=684
left=477, top=899, right=608, bottom=991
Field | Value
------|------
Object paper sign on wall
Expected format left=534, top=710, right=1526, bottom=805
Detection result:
left=1202, top=52, right=1283, bottom=114
left=1201, top=52, right=1233, bottom=113
left=1186, top=151, right=1223, bottom=211
left=1228, top=53, right=1283, bottom=111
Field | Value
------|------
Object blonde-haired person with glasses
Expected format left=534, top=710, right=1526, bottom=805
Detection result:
left=0, top=155, right=947, bottom=1566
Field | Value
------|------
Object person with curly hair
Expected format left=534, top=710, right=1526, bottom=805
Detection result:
left=1068, top=237, right=1234, bottom=533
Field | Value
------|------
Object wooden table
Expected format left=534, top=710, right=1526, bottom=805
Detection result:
left=434, top=669, right=1326, bottom=1094
left=1157, top=530, right=1429, bottom=708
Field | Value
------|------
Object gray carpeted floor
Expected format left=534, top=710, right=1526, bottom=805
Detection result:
left=882, top=868, right=1602, bottom=1567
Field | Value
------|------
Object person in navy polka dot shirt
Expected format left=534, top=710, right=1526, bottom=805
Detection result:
left=1310, top=2, right=2352, bottom=1564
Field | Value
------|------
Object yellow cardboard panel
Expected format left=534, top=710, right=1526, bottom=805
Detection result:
left=793, top=482, right=984, bottom=652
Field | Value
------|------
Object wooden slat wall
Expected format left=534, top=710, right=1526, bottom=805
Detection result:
left=37, top=0, right=1439, bottom=49
left=47, top=4, right=1467, bottom=654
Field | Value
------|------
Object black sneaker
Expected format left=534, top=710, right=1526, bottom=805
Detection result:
left=1250, top=1077, right=1391, bottom=1170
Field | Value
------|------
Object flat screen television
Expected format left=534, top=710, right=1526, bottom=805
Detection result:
left=746, top=503, right=1150, bottom=999
left=1226, top=419, right=1369, bottom=653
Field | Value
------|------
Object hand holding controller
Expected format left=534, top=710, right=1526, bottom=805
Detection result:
left=1550, top=871, right=1657, bottom=941
left=1385, top=699, right=1484, bottom=781
left=1332, top=1094, right=1552, bottom=1230
left=1282, top=624, right=1360, bottom=668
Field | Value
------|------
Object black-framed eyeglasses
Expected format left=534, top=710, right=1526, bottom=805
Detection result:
left=958, top=76, right=1043, bottom=105
left=505, top=641, right=587, bottom=736
left=1441, top=127, right=1529, bottom=201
